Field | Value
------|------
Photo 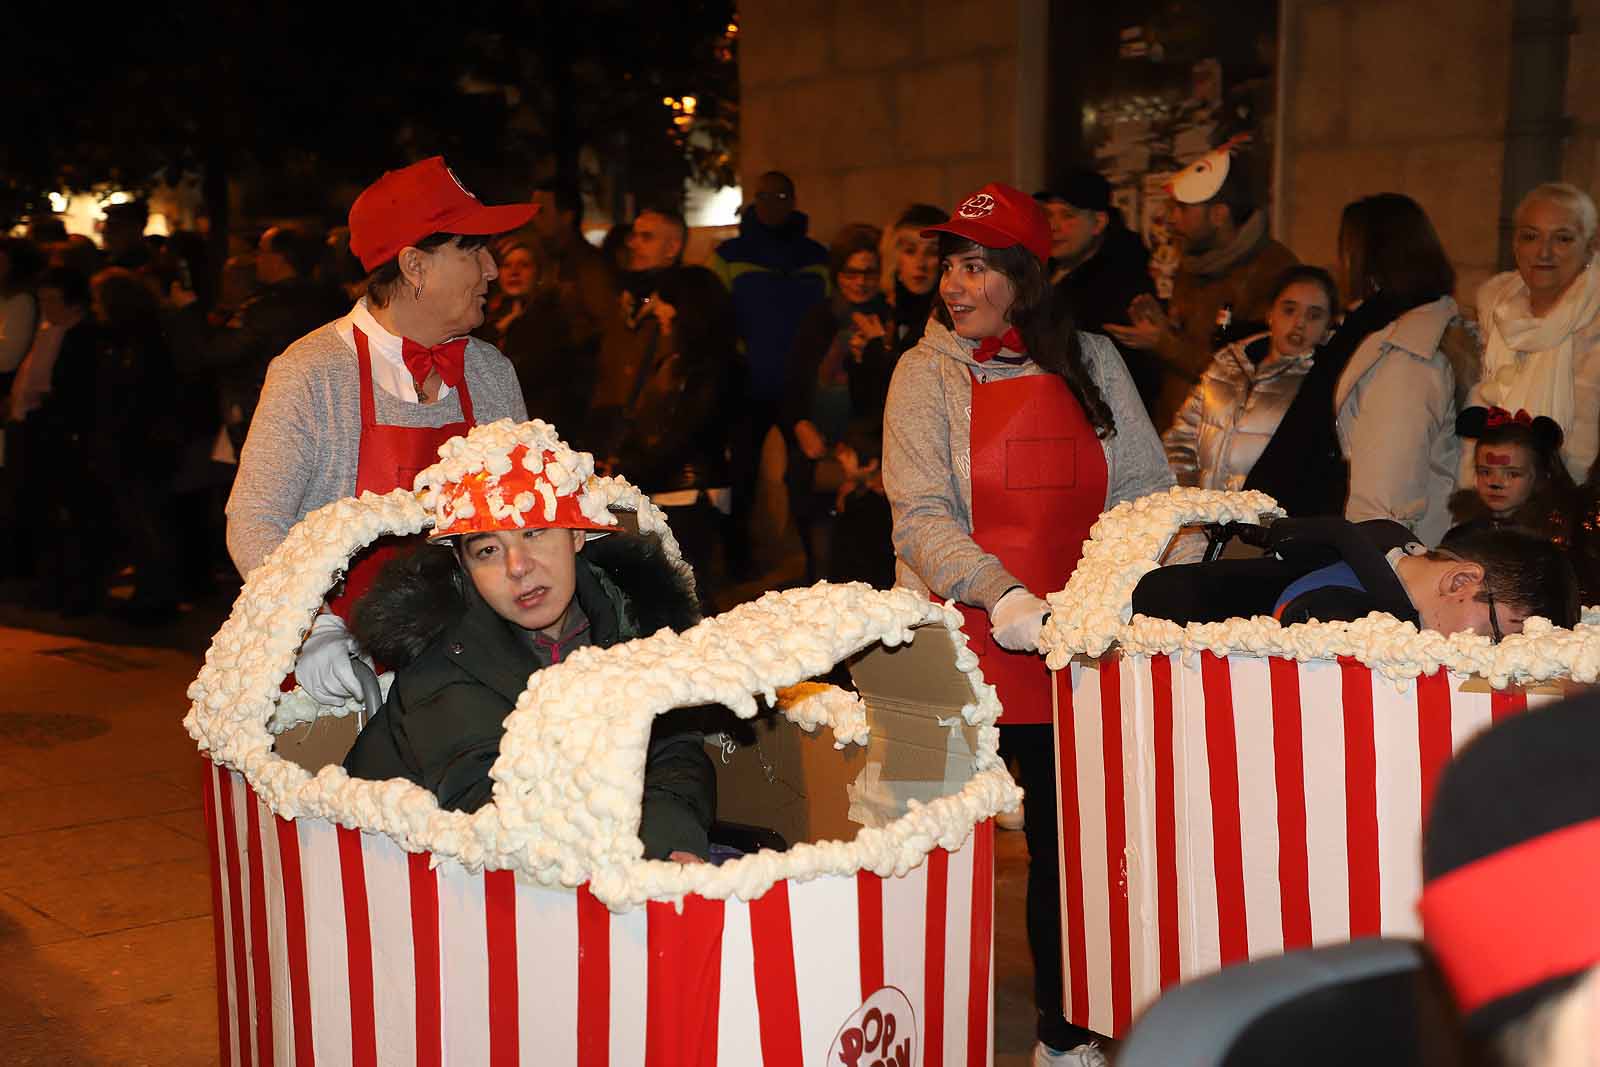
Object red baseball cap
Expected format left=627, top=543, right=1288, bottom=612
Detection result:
left=348, top=156, right=538, bottom=272
left=923, top=182, right=1052, bottom=264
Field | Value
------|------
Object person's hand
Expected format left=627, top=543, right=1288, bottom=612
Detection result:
left=294, top=612, right=365, bottom=706
left=648, top=295, right=677, bottom=333
left=668, top=850, right=706, bottom=864
left=989, top=587, right=1051, bottom=652
left=793, top=419, right=828, bottom=460
left=168, top=282, right=198, bottom=310
left=851, top=311, right=887, bottom=342
left=848, top=312, right=887, bottom=361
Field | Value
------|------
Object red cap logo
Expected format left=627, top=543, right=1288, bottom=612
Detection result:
left=922, top=182, right=1052, bottom=264
left=958, top=193, right=997, bottom=219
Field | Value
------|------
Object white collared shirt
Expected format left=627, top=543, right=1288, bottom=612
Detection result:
left=334, top=299, right=455, bottom=404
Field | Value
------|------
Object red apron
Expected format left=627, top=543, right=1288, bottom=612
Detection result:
left=956, top=372, right=1108, bottom=725
left=325, top=326, right=476, bottom=619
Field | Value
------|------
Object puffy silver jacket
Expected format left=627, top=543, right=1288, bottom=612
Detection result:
left=1163, top=334, right=1315, bottom=490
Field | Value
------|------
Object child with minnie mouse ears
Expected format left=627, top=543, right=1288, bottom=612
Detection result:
left=1446, top=406, right=1576, bottom=543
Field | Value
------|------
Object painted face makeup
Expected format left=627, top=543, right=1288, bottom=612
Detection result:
left=1474, top=442, right=1537, bottom=519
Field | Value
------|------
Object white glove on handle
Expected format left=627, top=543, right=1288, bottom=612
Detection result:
left=990, top=587, right=1051, bottom=652
left=295, top=612, right=366, bottom=706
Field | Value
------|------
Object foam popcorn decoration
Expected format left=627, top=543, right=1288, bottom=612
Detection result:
left=1039, top=486, right=1600, bottom=688
left=187, top=420, right=1019, bottom=912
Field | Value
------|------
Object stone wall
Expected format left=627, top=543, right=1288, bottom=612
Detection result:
left=1566, top=0, right=1600, bottom=194
left=1277, top=0, right=1517, bottom=303
left=737, top=0, right=1045, bottom=246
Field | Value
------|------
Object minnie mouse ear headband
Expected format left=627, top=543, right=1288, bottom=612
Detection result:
left=415, top=420, right=617, bottom=541
left=1421, top=694, right=1600, bottom=1032
left=923, top=183, right=1052, bottom=264
left=1166, top=134, right=1252, bottom=205
left=1455, top=406, right=1565, bottom=450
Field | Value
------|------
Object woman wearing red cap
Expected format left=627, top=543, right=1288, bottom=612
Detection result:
left=883, top=183, right=1172, bottom=1066
left=227, top=157, right=536, bottom=708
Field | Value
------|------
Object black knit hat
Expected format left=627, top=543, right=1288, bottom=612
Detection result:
left=1034, top=170, right=1112, bottom=214
left=1420, top=692, right=1600, bottom=1032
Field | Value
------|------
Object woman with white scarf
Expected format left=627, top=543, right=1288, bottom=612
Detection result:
left=1471, top=183, right=1600, bottom=481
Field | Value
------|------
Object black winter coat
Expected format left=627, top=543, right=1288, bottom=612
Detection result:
left=342, top=531, right=717, bottom=860
left=1050, top=223, right=1161, bottom=415
left=1131, top=517, right=1419, bottom=626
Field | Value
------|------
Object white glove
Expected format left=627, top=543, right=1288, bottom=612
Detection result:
left=294, top=612, right=365, bottom=706
left=990, top=587, right=1051, bottom=652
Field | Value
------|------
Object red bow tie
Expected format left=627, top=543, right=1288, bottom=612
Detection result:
left=974, top=327, right=1026, bottom=363
left=401, top=336, right=468, bottom=392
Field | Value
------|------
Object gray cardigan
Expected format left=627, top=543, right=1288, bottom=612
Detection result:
left=225, top=322, right=527, bottom=578
left=882, top=319, right=1174, bottom=610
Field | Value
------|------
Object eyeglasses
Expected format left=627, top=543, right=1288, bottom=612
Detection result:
left=755, top=190, right=792, bottom=201
left=1484, top=587, right=1505, bottom=644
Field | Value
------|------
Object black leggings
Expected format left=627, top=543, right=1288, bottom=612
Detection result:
left=1000, top=722, right=1102, bottom=1051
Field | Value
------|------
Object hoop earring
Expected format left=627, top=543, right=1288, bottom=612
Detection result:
left=414, top=283, right=424, bottom=300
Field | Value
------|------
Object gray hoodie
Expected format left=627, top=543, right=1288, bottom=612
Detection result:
left=883, top=319, right=1175, bottom=610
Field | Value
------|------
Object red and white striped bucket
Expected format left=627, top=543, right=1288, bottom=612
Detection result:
left=1052, top=651, right=1560, bottom=1036
left=202, top=759, right=999, bottom=1067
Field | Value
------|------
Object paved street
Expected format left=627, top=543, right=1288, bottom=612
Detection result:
left=1, top=594, right=1040, bottom=1066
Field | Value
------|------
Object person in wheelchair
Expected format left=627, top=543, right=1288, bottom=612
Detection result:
left=341, top=439, right=716, bottom=863
left=1130, top=515, right=1579, bottom=639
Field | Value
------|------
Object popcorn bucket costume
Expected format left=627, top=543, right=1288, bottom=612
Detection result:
left=1038, top=487, right=1600, bottom=1037
left=186, top=419, right=1021, bottom=1066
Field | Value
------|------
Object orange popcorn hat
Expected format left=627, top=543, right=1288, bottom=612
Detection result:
left=428, top=443, right=616, bottom=540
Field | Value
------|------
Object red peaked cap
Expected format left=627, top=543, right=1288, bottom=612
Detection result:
left=922, top=183, right=1052, bottom=265
left=348, top=156, right=537, bottom=272
left=429, top=445, right=614, bottom=540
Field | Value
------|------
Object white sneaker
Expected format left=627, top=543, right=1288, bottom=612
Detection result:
left=996, top=806, right=1025, bottom=831
left=1033, top=1040, right=1108, bottom=1067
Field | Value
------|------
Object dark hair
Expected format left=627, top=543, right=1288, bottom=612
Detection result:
left=1435, top=526, right=1581, bottom=628
left=28, top=217, right=68, bottom=243
left=0, top=237, right=44, bottom=290
left=1339, top=193, right=1455, bottom=305
left=892, top=203, right=947, bottom=231
left=365, top=231, right=493, bottom=307
left=934, top=233, right=1116, bottom=437
left=758, top=170, right=795, bottom=196
left=102, top=200, right=149, bottom=228
left=91, top=266, right=160, bottom=331
left=263, top=225, right=322, bottom=278
left=829, top=223, right=882, bottom=279
left=1268, top=264, right=1341, bottom=319
left=38, top=265, right=90, bottom=307
left=534, top=179, right=584, bottom=228
left=1211, top=163, right=1258, bottom=226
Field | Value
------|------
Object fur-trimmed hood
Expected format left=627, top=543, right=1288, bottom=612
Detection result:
left=350, top=531, right=700, bottom=670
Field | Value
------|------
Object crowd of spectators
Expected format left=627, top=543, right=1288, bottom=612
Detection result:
left=4, top=156, right=1600, bottom=629
left=6, top=153, right=1600, bottom=1067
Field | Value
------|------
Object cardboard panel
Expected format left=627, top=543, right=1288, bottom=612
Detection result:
left=712, top=624, right=980, bottom=849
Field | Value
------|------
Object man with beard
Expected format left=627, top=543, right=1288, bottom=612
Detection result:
left=1036, top=172, right=1160, bottom=416
left=1105, top=142, right=1297, bottom=428
left=588, top=208, right=739, bottom=597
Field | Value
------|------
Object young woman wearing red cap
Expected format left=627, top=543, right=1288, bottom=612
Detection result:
left=883, top=182, right=1173, bottom=1066
left=227, top=157, right=537, bottom=709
